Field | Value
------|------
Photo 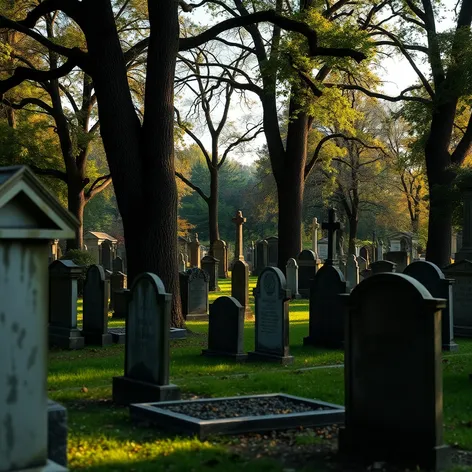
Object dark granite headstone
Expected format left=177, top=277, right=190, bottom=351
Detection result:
left=255, top=239, right=268, bottom=275
left=48, top=259, right=84, bottom=349
left=180, top=268, right=209, bottom=320
left=359, top=246, right=370, bottom=266
left=443, top=259, right=472, bottom=338
left=339, top=273, right=450, bottom=470
left=231, top=260, right=252, bottom=318
left=48, top=400, right=68, bottom=467
left=112, top=256, right=124, bottom=273
left=370, top=260, right=396, bottom=274
left=385, top=251, right=409, bottom=272
left=111, top=271, right=127, bottom=311
left=213, top=239, right=228, bottom=278
left=304, top=265, right=346, bottom=348
left=297, top=249, right=317, bottom=298
left=404, top=260, right=458, bottom=351
left=266, top=236, right=279, bottom=267
left=201, top=255, right=220, bottom=291
left=112, top=288, right=130, bottom=319
left=202, top=296, right=247, bottom=361
left=82, top=265, right=112, bottom=346
left=113, top=272, right=180, bottom=405
left=101, top=240, right=113, bottom=270
left=248, top=267, right=293, bottom=364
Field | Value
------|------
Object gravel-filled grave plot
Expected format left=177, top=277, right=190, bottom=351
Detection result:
left=130, top=393, right=344, bottom=439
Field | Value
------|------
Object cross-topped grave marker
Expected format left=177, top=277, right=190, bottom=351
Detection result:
left=232, top=209, right=246, bottom=262
left=322, top=208, right=340, bottom=266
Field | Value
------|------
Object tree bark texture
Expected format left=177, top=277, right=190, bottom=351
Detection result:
left=208, top=166, right=220, bottom=250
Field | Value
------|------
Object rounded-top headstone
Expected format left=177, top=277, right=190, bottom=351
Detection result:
left=286, top=258, right=298, bottom=268
left=403, top=260, right=445, bottom=280
left=298, top=249, right=316, bottom=261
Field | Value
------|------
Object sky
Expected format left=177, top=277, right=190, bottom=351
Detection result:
left=179, top=1, right=459, bottom=165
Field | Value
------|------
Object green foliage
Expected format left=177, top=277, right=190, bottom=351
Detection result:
left=61, top=249, right=96, bottom=267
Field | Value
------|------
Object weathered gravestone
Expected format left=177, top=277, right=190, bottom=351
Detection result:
left=180, top=267, right=209, bottom=320
left=82, top=265, right=113, bottom=346
left=322, top=208, right=341, bottom=266
left=202, top=296, right=247, bottom=361
left=213, top=239, right=228, bottom=278
left=112, top=256, right=124, bottom=273
left=345, top=254, right=359, bottom=292
left=112, top=288, right=130, bottom=319
left=231, top=260, right=252, bottom=318
left=110, top=270, right=127, bottom=310
left=201, top=255, right=220, bottom=291
left=370, top=260, right=396, bottom=274
left=189, top=232, right=201, bottom=268
left=297, top=249, right=317, bottom=298
left=113, top=273, right=180, bottom=405
left=312, top=217, right=320, bottom=257
left=254, top=239, right=268, bottom=275
left=443, top=260, right=472, bottom=338
left=101, top=239, right=113, bottom=271
left=0, top=165, right=77, bottom=471
left=49, top=259, right=84, bottom=350
left=178, top=252, right=186, bottom=272
left=359, top=246, right=370, bottom=266
left=286, top=258, right=301, bottom=299
left=48, top=400, right=68, bottom=467
left=304, top=265, right=347, bottom=348
left=404, top=260, right=458, bottom=351
left=266, top=236, right=279, bottom=267
left=248, top=267, right=293, bottom=364
left=385, top=250, right=409, bottom=272
left=339, top=273, right=450, bottom=470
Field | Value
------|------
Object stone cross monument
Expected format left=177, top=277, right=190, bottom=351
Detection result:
left=232, top=209, right=246, bottom=262
left=322, top=208, right=341, bottom=266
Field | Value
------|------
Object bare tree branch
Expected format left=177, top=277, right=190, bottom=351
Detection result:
left=451, top=109, right=472, bottom=165
left=29, top=164, right=68, bottom=182
left=175, top=171, right=209, bottom=202
left=85, top=174, right=112, bottom=200
left=2, top=97, right=54, bottom=115
left=16, top=0, right=84, bottom=28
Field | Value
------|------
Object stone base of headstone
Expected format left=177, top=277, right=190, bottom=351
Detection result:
left=170, top=327, right=187, bottom=339
left=49, top=326, right=84, bottom=350
left=186, top=314, right=209, bottom=321
left=112, top=376, right=181, bottom=406
left=201, top=349, right=248, bottom=362
left=247, top=351, right=293, bottom=365
left=443, top=341, right=459, bottom=352
left=82, top=330, right=113, bottom=347
left=109, top=328, right=126, bottom=344
left=338, top=428, right=451, bottom=471
left=48, top=400, right=68, bottom=468
left=35, top=460, right=69, bottom=471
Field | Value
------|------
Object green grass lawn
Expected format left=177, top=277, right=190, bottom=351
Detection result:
left=49, top=276, right=472, bottom=471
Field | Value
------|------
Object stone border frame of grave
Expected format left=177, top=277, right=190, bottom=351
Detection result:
left=130, top=393, right=344, bottom=440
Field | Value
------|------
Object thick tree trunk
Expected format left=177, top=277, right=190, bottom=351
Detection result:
left=208, top=167, right=220, bottom=251
left=275, top=101, right=307, bottom=270
left=82, top=0, right=183, bottom=326
left=66, top=184, right=85, bottom=251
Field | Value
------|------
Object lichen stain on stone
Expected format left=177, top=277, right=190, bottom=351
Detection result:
left=3, top=413, right=14, bottom=452
left=20, top=248, right=25, bottom=283
left=11, top=322, right=18, bottom=334
left=17, top=328, right=25, bottom=349
left=32, top=289, right=37, bottom=312
left=3, top=242, right=11, bottom=270
left=27, top=346, right=37, bottom=370
left=29, top=254, right=37, bottom=279
left=0, top=312, right=5, bottom=325
left=6, top=374, right=18, bottom=404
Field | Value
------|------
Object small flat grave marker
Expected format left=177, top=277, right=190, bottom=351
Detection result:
left=130, top=393, right=344, bottom=440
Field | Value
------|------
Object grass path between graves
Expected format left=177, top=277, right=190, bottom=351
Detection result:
left=48, top=277, right=472, bottom=471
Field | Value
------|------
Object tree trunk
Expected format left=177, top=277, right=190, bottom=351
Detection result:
left=82, top=0, right=183, bottom=326
left=208, top=166, right=220, bottom=251
left=275, top=101, right=307, bottom=270
left=66, top=183, right=85, bottom=251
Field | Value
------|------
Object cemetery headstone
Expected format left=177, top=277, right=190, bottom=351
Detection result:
left=444, top=260, right=472, bottom=338
left=312, top=217, right=320, bottom=257
left=454, top=184, right=472, bottom=261
left=304, top=265, right=346, bottom=348
left=110, top=270, right=127, bottom=309
left=357, top=256, right=367, bottom=273
left=232, top=209, right=247, bottom=263
left=201, top=255, right=220, bottom=291
left=48, top=400, right=68, bottom=467
left=377, top=240, right=384, bottom=261
left=286, top=258, right=301, bottom=299
left=346, top=254, right=359, bottom=291
left=297, top=249, right=318, bottom=298
left=248, top=267, right=293, bottom=364
left=404, top=261, right=458, bottom=351
left=179, top=267, right=209, bottom=320
left=178, top=252, right=186, bottom=272
left=202, top=296, right=247, bottom=361
left=190, top=232, right=201, bottom=268
left=101, top=239, right=113, bottom=270
left=113, top=289, right=130, bottom=319
left=255, top=239, right=268, bottom=275
left=82, top=264, right=113, bottom=346
left=213, top=239, right=228, bottom=278
left=49, top=259, right=84, bottom=349
left=112, top=256, right=124, bottom=273
left=339, top=273, right=450, bottom=470
left=385, top=250, right=409, bottom=272
left=317, top=237, right=328, bottom=261
left=370, top=260, right=396, bottom=274
left=322, top=208, right=340, bottom=266
left=231, top=260, right=252, bottom=318
left=113, top=272, right=180, bottom=405
left=266, top=236, right=279, bottom=267
left=359, top=246, right=370, bottom=266
left=0, top=165, right=77, bottom=472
